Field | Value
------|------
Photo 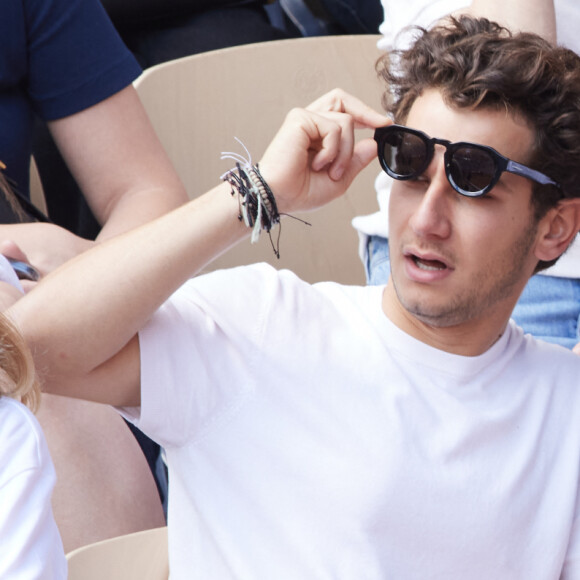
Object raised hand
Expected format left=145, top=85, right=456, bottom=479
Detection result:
left=258, top=89, right=389, bottom=214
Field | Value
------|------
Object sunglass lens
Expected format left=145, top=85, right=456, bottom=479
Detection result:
left=448, top=146, right=496, bottom=194
left=382, top=130, right=428, bottom=178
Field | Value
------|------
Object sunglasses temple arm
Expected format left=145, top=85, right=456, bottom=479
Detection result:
left=506, top=160, right=560, bottom=189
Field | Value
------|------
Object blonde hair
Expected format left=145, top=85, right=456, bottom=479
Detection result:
left=0, top=164, right=41, bottom=410
left=0, top=314, right=40, bottom=411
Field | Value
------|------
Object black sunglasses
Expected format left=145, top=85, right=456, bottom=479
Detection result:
left=374, top=125, right=561, bottom=197
left=7, top=258, right=39, bottom=281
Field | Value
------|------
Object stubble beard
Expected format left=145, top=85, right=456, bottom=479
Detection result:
left=392, top=220, right=538, bottom=329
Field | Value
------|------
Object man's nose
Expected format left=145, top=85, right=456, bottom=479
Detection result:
left=408, top=160, right=453, bottom=240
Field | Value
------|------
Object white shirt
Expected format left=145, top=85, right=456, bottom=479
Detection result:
left=123, top=264, right=580, bottom=579
left=0, top=397, right=66, bottom=579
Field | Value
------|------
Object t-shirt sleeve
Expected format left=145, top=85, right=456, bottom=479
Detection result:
left=0, top=400, right=66, bottom=579
left=25, top=0, right=141, bottom=120
left=121, top=264, right=290, bottom=448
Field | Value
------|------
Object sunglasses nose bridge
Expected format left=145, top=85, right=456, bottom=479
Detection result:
left=431, top=137, right=452, bottom=148
left=416, top=137, right=456, bottom=204
left=421, top=137, right=450, bottom=180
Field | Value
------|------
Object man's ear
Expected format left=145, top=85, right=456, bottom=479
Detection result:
left=534, top=199, right=580, bottom=263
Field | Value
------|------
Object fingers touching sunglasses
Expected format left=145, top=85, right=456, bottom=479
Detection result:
left=374, top=125, right=561, bottom=198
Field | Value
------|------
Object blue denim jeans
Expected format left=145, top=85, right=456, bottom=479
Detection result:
left=366, top=235, right=580, bottom=349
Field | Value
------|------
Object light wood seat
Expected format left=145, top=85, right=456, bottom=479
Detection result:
left=66, top=526, right=169, bottom=580
left=134, top=34, right=384, bottom=284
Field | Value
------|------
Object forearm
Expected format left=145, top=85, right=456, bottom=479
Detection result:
left=10, top=183, right=245, bottom=399
left=13, top=90, right=385, bottom=406
left=50, top=85, right=189, bottom=242
left=462, top=0, right=556, bottom=42
left=94, top=182, right=188, bottom=242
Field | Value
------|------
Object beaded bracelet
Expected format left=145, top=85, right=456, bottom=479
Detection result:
left=221, top=139, right=282, bottom=258
left=221, top=139, right=311, bottom=259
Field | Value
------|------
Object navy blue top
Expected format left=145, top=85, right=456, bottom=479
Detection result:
left=0, top=0, right=141, bottom=214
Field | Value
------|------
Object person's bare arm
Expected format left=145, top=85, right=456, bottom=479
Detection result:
left=9, top=90, right=387, bottom=408
left=48, top=84, right=189, bottom=242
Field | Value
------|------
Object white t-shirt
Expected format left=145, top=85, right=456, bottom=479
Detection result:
left=123, top=264, right=580, bottom=579
left=0, top=397, right=67, bottom=579
left=352, top=0, right=580, bottom=279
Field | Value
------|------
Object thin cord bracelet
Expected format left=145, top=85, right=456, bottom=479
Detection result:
left=222, top=139, right=291, bottom=258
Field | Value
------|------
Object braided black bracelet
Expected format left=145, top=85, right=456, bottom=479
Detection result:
left=221, top=140, right=282, bottom=258
left=221, top=139, right=311, bottom=259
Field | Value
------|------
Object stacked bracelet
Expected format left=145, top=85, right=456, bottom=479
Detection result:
left=221, top=139, right=310, bottom=258
left=221, top=140, right=282, bottom=258
left=224, top=163, right=280, bottom=236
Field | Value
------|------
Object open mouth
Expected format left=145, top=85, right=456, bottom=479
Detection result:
left=412, top=255, right=447, bottom=271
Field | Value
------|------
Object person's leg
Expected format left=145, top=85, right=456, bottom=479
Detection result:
left=36, top=394, right=165, bottom=553
left=511, top=274, right=580, bottom=350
